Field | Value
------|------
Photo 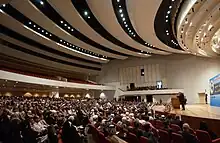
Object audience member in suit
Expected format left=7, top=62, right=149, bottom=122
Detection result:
left=162, top=120, right=173, bottom=137
left=143, top=122, right=158, bottom=143
left=132, top=120, right=144, bottom=139
left=181, top=123, right=199, bottom=143
left=199, top=121, right=218, bottom=140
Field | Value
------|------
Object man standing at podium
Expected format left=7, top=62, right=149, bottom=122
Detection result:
left=178, top=92, right=186, bottom=110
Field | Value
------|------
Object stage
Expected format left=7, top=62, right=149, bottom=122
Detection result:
left=153, top=104, right=220, bottom=120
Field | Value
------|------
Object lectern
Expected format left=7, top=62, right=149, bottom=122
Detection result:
left=171, top=96, right=180, bottom=109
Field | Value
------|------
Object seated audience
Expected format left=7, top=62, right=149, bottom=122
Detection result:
left=143, top=122, right=158, bottom=143
left=181, top=123, right=199, bottom=143
left=199, top=121, right=218, bottom=140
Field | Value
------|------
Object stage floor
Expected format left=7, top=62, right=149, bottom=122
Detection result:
left=153, top=104, right=220, bottom=120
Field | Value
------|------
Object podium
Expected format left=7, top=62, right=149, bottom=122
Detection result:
left=171, top=96, right=180, bottom=109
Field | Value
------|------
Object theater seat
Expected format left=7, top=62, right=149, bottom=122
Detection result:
left=127, top=133, right=139, bottom=143
left=155, top=120, right=164, bottom=129
left=170, top=124, right=181, bottom=132
left=158, top=129, right=170, bottom=143
left=140, top=136, right=150, bottom=143
left=98, top=132, right=111, bottom=143
left=171, top=132, right=184, bottom=143
left=196, top=130, right=220, bottom=143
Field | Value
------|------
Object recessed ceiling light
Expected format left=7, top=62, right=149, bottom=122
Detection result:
left=60, top=40, right=62, bottom=42
left=166, top=30, right=168, bottom=32
left=68, top=26, right=70, bottom=29
left=64, top=41, right=66, bottom=44
left=133, top=35, right=136, bottom=37
left=88, top=16, right=90, bottom=19
left=166, top=15, right=168, bottom=18
left=60, top=21, right=63, bottom=23
left=122, top=18, right=125, bottom=21
left=172, top=0, right=175, bottom=1
left=119, top=5, right=121, bottom=8
left=167, top=11, right=170, bottom=14
left=49, top=34, right=52, bottom=36
left=40, top=1, right=44, bottom=5
left=33, top=25, right=36, bottom=27
left=117, top=0, right=120, bottom=2
left=169, top=6, right=172, bottom=9
left=42, top=30, right=44, bottom=32
left=167, top=33, right=169, bottom=35
left=124, top=21, right=126, bottom=24
left=119, top=9, right=122, bottom=13
left=125, top=24, right=128, bottom=27
left=129, top=30, right=131, bottom=32
left=166, top=20, right=168, bottom=22
left=181, top=30, right=184, bottom=33
left=38, top=27, right=40, bottom=30
left=2, top=4, right=6, bottom=7
left=67, top=43, right=69, bottom=45
left=71, top=29, right=74, bottom=31
left=45, top=32, right=48, bottom=34
left=121, top=14, right=124, bottom=17
left=128, top=28, right=130, bottom=30
left=84, top=11, right=88, bottom=16
left=29, top=22, right=32, bottom=24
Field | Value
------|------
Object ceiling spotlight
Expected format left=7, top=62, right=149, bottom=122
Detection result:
left=125, top=24, right=128, bottom=27
left=181, top=30, right=184, bottom=33
left=169, top=6, right=172, bottom=9
left=71, top=29, right=74, bottom=31
left=64, top=24, right=67, bottom=26
left=119, top=9, right=122, bottom=13
left=42, top=30, right=44, bottom=32
left=122, top=18, right=125, bottom=21
left=117, top=0, right=120, bottom=2
left=63, top=41, right=66, bottom=44
left=121, top=14, right=124, bottom=17
left=38, top=27, right=40, bottom=30
left=128, top=28, right=130, bottom=30
left=84, top=11, right=88, bottom=16
left=2, top=4, right=6, bottom=7
left=166, top=15, right=168, bottom=18
left=60, top=40, right=62, bottom=42
left=60, top=21, right=63, bottom=23
left=166, top=30, right=168, bottom=32
left=167, top=11, right=170, bottom=14
left=67, top=43, right=69, bottom=45
left=131, top=32, right=134, bottom=35
left=167, top=33, right=169, bottom=35
left=88, top=16, right=90, bottom=19
left=68, top=26, right=70, bottom=29
left=119, top=5, right=121, bottom=8
left=29, top=22, right=32, bottom=24
left=33, top=25, right=36, bottom=27
left=40, top=1, right=44, bottom=5
left=172, top=0, right=175, bottom=1
left=124, top=21, right=126, bottom=24
left=129, top=30, right=131, bottom=32
left=166, top=20, right=168, bottom=22
left=133, top=35, right=136, bottom=37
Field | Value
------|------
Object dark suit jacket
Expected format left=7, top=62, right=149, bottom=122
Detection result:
left=182, top=131, right=199, bottom=143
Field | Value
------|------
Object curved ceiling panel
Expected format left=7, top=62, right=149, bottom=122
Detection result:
left=47, top=0, right=148, bottom=58
left=86, top=0, right=169, bottom=55
left=29, top=0, right=129, bottom=59
left=176, top=0, right=220, bottom=57
left=0, top=11, right=109, bottom=64
left=71, top=0, right=153, bottom=56
left=111, top=0, right=170, bottom=53
left=3, top=2, right=119, bottom=60
left=0, top=34, right=101, bottom=68
left=127, top=0, right=185, bottom=54
left=0, top=43, right=100, bottom=74
left=0, top=54, right=86, bottom=79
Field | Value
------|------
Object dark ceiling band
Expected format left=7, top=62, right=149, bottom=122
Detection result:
left=71, top=0, right=151, bottom=55
left=29, top=0, right=130, bottom=57
left=112, top=0, right=170, bottom=53
left=0, top=24, right=104, bottom=65
left=154, top=0, right=183, bottom=50
left=0, top=38, right=101, bottom=71
left=0, top=4, right=110, bottom=60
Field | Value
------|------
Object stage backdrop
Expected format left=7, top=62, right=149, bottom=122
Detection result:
left=210, top=74, right=220, bottom=107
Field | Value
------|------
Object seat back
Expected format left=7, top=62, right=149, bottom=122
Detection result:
left=140, top=136, right=150, bottom=143
left=98, top=132, right=110, bottom=143
left=159, top=129, right=170, bottom=143
left=170, top=124, right=181, bottom=132
left=152, top=127, right=159, bottom=139
left=196, top=130, right=212, bottom=143
left=172, top=132, right=184, bottom=143
left=155, top=120, right=164, bottom=129
left=127, top=132, right=139, bottom=143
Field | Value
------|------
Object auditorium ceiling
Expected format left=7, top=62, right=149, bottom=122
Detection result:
left=0, top=0, right=219, bottom=79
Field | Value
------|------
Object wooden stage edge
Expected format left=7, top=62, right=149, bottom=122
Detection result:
left=153, top=104, right=220, bottom=120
